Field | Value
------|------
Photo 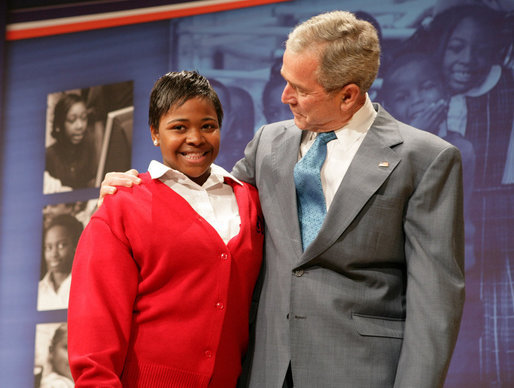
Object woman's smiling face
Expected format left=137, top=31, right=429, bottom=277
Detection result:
left=443, top=16, right=493, bottom=94
left=152, top=97, right=220, bottom=186
left=63, top=101, right=88, bottom=145
left=44, top=225, right=74, bottom=276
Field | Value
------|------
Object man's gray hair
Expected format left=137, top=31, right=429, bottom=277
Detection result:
left=286, top=10, right=380, bottom=94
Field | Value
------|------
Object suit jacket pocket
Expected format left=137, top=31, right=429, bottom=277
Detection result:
left=352, top=312, right=404, bottom=339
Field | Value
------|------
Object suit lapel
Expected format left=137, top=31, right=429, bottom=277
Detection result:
left=271, top=123, right=304, bottom=258
left=299, top=106, right=404, bottom=264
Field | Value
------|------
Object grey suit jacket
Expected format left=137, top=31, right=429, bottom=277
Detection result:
left=233, top=104, right=465, bottom=388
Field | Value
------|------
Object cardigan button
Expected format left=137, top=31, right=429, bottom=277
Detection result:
left=221, top=253, right=228, bottom=260
left=294, top=269, right=304, bottom=277
left=216, top=302, right=224, bottom=310
left=204, top=350, right=213, bottom=358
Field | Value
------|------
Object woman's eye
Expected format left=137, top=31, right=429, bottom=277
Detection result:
left=57, top=242, right=69, bottom=250
left=202, top=123, right=218, bottom=131
left=66, top=113, right=87, bottom=124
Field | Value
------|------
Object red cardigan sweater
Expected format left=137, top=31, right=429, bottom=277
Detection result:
left=68, top=172, right=264, bottom=387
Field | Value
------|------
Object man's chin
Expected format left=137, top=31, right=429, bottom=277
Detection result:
left=293, top=115, right=309, bottom=130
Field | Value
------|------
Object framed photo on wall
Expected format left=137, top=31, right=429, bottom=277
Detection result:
left=43, top=81, right=134, bottom=194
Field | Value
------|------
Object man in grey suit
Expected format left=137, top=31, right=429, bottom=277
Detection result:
left=100, top=10, right=465, bottom=388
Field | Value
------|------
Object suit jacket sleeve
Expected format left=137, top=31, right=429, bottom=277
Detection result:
left=394, top=145, right=465, bottom=387
left=231, top=125, right=266, bottom=185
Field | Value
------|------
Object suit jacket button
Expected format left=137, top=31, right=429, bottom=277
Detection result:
left=294, top=269, right=304, bottom=277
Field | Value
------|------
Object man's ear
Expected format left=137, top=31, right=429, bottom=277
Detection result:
left=339, top=83, right=362, bottom=111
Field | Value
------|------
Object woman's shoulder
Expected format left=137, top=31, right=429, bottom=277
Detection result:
left=96, top=172, right=153, bottom=216
left=45, top=142, right=60, bottom=162
left=234, top=180, right=261, bottom=211
left=240, top=180, right=259, bottom=193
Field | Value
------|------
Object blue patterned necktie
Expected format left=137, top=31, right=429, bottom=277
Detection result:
left=294, top=131, right=337, bottom=249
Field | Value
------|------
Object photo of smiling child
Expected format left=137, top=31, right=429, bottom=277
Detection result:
left=43, top=82, right=134, bottom=194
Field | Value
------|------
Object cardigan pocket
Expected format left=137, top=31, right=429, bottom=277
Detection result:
left=351, top=312, right=405, bottom=339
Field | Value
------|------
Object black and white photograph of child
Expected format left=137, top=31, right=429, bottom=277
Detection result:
left=43, top=81, right=134, bottom=194
left=37, top=200, right=96, bottom=311
left=34, top=322, right=74, bottom=388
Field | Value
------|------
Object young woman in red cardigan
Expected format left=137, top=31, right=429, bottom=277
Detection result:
left=67, top=71, right=264, bottom=388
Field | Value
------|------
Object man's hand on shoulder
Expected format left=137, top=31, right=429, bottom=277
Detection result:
left=98, top=169, right=141, bottom=207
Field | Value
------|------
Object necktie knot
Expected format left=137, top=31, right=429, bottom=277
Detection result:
left=316, top=131, right=337, bottom=145
left=294, top=131, right=336, bottom=250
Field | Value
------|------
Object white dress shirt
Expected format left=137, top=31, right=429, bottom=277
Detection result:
left=37, top=273, right=71, bottom=311
left=148, top=160, right=242, bottom=244
left=298, top=93, right=377, bottom=209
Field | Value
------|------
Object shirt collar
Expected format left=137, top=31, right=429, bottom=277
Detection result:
left=336, top=92, right=376, bottom=134
left=148, top=160, right=243, bottom=188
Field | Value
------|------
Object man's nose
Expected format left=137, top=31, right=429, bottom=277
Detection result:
left=281, top=83, right=296, bottom=104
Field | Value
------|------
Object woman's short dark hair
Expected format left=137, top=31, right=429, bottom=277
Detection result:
left=51, top=93, right=87, bottom=141
left=148, top=71, right=224, bottom=130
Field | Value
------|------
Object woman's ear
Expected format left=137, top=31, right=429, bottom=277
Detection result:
left=150, top=126, right=160, bottom=146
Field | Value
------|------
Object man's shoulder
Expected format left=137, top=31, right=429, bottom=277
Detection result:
left=370, top=105, right=457, bottom=164
left=374, top=104, right=452, bottom=149
left=263, top=118, right=296, bottom=131
left=256, top=119, right=298, bottom=142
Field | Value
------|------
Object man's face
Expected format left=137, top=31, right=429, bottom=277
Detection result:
left=280, top=48, right=346, bottom=132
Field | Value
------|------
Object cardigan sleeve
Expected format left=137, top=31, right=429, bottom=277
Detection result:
left=68, top=215, right=139, bottom=387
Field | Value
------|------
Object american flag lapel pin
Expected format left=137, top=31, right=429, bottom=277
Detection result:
left=378, top=161, right=389, bottom=167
